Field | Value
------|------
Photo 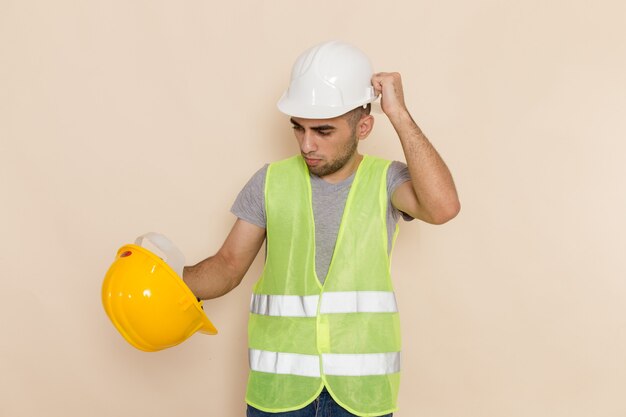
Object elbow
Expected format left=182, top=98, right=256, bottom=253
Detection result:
left=428, top=198, right=461, bottom=225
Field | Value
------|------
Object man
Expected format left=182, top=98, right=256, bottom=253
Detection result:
left=183, top=41, right=460, bottom=417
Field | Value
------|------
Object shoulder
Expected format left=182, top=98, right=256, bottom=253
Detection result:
left=237, top=164, right=269, bottom=195
left=386, top=160, right=413, bottom=222
left=230, top=164, right=269, bottom=229
left=387, top=160, right=411, bottom=192
left=388, top=160, right=408, bottom=175
left=250, top=164, right=269, bottom=184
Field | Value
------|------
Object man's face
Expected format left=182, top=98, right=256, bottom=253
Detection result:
left=290, top=114, right=359, bottom=180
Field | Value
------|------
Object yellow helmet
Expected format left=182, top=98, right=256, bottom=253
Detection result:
left=102, top=233, right=217, bottom=352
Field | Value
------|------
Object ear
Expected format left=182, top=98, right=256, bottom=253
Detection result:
left=357, top=114, right=374, bottom=140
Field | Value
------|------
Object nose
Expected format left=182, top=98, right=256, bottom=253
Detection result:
left=300, top=130, right=317, bottom=154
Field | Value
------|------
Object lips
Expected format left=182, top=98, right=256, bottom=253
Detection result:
left=304, top=156, right=322, bottom=166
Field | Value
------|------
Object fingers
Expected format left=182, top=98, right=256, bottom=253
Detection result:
left=372, top=72, right=402, bottom=88
left=372, top=72, right=404, bottom=98
left=371, top=73, right=387, bottom=96
left=371, top=72, right=406, bottom=115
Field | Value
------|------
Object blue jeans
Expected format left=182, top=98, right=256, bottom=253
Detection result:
left=246, top=389, right=393, bottom=417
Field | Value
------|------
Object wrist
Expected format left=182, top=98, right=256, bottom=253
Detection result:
left=388, top=108, right=419, bottom=132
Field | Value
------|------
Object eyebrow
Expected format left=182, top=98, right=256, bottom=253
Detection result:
left=290, top=118, right=336, bottom=132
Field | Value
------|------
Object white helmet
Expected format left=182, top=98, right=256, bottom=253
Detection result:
left=277, top=40, right=378, bottom=119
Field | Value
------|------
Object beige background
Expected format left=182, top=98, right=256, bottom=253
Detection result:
left=1, top=0, right=625, bottom=416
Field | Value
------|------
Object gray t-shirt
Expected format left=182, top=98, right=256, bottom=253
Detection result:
left=231, top=159, right=412, bottom=283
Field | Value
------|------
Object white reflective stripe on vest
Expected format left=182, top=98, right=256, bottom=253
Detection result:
left=322, top=352, right=401, bottom=376
left=249, top=349, right=320, bottom=377
left=319, top=291, right=398, bottom=314
left=250, top=294, right=319, bottom=317
left=249, top=349, right=401, bottom=377
left=250, top=291, right=397, bottom=317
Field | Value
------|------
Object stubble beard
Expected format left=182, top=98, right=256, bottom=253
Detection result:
left=307, top=134, right=359, bottom=178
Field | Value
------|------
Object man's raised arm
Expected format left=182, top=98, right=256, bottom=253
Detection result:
left=372, top=72, right=460, bottom=225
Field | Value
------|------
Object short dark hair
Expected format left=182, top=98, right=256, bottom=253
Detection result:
left=345, top=103, right=372, bottom=132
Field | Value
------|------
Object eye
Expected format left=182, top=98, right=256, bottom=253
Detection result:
left=292, top=125, right=304, bottom=132
left=317, top=130, right=332, bottom=137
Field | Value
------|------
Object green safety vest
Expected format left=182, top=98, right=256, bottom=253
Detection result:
left=246, top=155, right=402, bottom=417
